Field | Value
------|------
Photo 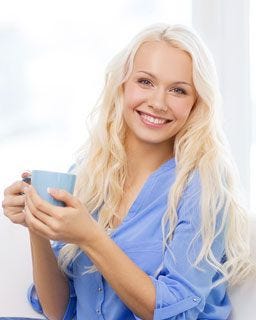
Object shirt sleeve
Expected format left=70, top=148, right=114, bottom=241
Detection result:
left=27, top=241, right=77, bottom=320
left=146, top=173, right=227, bottom=320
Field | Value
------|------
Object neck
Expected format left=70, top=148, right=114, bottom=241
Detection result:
left=124, top=134, right=173, bottom=185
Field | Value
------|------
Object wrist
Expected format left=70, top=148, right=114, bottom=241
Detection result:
left=79, top=220, right=108, bottom=253
left=28, top=229, right=51, bottom=245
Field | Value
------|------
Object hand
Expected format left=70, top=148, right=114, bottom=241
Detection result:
left=2, top=171, right=31, bottom=226
left=24, top=185, right=104, bottom=246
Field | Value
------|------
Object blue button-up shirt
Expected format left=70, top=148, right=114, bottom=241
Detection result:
left=28, top=158, right=231, bottom=319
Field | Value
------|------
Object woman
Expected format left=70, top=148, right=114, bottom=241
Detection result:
left=2, top=24, right=255, bottom=320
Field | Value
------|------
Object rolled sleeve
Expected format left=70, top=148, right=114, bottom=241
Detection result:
left=27, top=283, right=44, bottom=315
left=27, top=280, right=76, bottom=320
left=149, top=275, right=203, bottom=319
left=27, top=241, right=77, bottom=320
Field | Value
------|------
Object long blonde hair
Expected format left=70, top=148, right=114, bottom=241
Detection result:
left=58, top=23, right=256, bottom=287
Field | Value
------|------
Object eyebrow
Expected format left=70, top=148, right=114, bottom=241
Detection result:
left=136, top=70, right=193, bottom=87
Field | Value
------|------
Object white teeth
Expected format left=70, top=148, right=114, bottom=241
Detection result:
left=140, top=113, right=167, bottom=124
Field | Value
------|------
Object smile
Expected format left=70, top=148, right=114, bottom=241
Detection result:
left=136, top=111, right=172, bottom=127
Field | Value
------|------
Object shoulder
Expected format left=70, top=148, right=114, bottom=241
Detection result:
left=179, top=169, right=201, bottom=208
left=176, top=170, right=202, bottom=227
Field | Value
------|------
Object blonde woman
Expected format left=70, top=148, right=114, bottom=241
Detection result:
left=2, top=24, right=255, bottom=320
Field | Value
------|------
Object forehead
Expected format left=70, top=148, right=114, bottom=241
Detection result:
left=132, top=41, right=193, bottom=83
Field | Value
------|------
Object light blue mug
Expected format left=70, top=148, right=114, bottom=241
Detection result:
left=31, top=170, right=76, bottom=207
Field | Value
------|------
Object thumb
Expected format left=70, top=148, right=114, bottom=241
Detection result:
left=47, top=188, right=79, bottom=208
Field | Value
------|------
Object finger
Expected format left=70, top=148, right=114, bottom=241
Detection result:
left=25, top=190, right=54, bottom=226
left=8, top=211, right=26, bottom=225
left=4, top=206, right=25, bottom=216
left=4, top=181, right=30, bottom=196
left=48, top=188, right=80, bottom=208
left=22, top=177, right=31, bottom=184
left=25, top=185, right=61, bottom=218
left=21, top=171, right=31, bottom=185
left=3, top=206, right=26, bottom=223
left=25, top=205, right=56, bottom=239
left=21, top=171, right=32, bottom=179
left=2, top=194, right=26, bottom=209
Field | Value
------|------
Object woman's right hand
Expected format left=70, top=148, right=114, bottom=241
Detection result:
left=2, top=171, right=31, bottom=227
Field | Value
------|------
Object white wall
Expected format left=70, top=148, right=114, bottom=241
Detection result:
left=0, top=0, right=192, bottom=316
left=0, top=0, right=254, bottom=316
left=0, top=219, right=43, bottom=318
left=192, top=0, right=252, bottom=198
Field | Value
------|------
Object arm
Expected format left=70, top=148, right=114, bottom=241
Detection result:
left=24, top=179, right=229, bottom=320
left=2, top=178, right=73, bottom=319
left=80, top=230, right=156, bottom=320
left=24, top=186, right=156, bottom=319
left=76, top=172, right=229, bottom=320
left=28, top=231, right=70, bottom=320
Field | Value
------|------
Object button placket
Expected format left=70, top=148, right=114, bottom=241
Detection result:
left=95, top=274, right=104, bottom=318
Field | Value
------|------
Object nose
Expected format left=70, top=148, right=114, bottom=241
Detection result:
left=148, top=88, right=168, bottom=112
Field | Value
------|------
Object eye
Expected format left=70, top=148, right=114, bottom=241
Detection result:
left=137, top=78, right=153, bottom=86
left=170, top=87, right=187, bottom=95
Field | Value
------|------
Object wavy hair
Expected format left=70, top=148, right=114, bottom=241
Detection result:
left=58, top=23, right=256, bottom=287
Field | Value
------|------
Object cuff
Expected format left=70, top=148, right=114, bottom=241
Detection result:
left=27, top=284, right=43, bottom=315
left=149, top=276, right=202, bottom=320
left=27, top=281, right=76, bottom=320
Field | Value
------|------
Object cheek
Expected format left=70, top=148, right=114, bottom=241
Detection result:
left=171, top=99, right=194, bottom=120
left=124, top=84, right=147, bottom=110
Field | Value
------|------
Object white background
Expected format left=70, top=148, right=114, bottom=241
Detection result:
left=0, top=0, right=255, bottom=317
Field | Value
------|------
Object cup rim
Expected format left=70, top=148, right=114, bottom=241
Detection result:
left=31, top=169, right=76, bottom=176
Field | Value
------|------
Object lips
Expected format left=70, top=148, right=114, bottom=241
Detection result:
left=136, top=110, right=172, bottom=123
left=135, top=110, right=173, bottom=129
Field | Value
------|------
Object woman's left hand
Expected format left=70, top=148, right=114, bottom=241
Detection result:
left=24, top=185, right=103, bottom=246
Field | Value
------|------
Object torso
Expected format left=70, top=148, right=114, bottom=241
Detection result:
left=108, top=160, right=172, bottom=229
left=110, top=182, right=146, bottom=229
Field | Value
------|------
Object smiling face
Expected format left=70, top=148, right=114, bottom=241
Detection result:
left=122, top=40, right=197, bottom=153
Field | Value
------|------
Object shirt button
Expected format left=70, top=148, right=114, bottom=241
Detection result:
left=98, top=287, right=102, bottom=292
left=96, top=309, right=101, bottom=314
left=193, top=297, right=198, bottom=302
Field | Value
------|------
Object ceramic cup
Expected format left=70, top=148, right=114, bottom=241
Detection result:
left=30, top=170, right=76, bottom=207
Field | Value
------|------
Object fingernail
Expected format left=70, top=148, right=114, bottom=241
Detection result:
left=47, top=187, right=57, bottom=194
left=22, top=186, right=29, bottom=192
